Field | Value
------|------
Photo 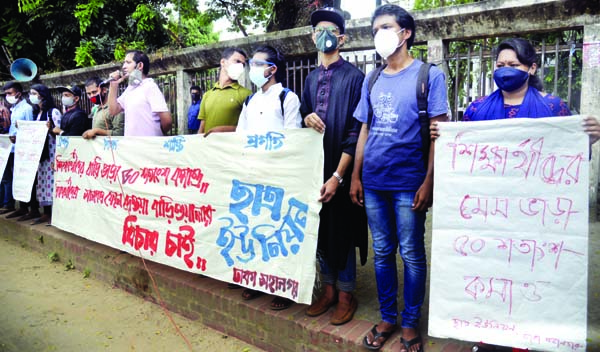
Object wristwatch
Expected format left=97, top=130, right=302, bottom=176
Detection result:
left=333, top=171, right=343, bottom=184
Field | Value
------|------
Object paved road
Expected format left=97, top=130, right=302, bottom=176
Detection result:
left=0, top=237, right=264, bottom=352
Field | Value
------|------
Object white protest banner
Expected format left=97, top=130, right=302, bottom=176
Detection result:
left=52, top=130, right=323, bottom=304
left=0, top=135, right=12, bottom=179
left=429, top=116, right=588, bottom=351
left=13, top=121, right=48, bottom=202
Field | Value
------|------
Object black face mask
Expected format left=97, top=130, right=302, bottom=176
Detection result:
left=191, top=93, right=200, bottom=102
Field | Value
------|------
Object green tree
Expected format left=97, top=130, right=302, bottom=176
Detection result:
left=413, top=0, right=479, bottom=11
left=0, top=0, right=218, bottom=77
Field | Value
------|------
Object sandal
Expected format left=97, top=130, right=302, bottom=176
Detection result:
left=400, top=335, right=423, bottom=352
left=241, top=289, right=264, bottom=300
left=362, top=324, right=396, bottom=351
left=270, top=297, right=293, bottom=310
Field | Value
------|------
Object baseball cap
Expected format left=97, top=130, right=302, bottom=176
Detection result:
left=56, top=84, right=82, bottom=97
left=310, top=7, right=346, bottom=34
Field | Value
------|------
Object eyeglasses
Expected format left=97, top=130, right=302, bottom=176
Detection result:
left=313, top=26, right=340, bottom=34
left=249, top=59, right=275, bottom=67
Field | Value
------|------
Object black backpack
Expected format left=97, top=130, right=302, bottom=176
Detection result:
left=366, top=63, right=433, bottom=167
left=244, top=88, right=291, bottom=116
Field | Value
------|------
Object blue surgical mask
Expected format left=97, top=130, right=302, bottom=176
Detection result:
left=316, top=29, right=339, bottom=53
left=493, top=67, right=530, bottom=92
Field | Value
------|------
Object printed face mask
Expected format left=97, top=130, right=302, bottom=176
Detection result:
left=226, top=63, right=245, bottom=81
left=315, top=29, right=339, bottom=53
left=249, top=66, right=272, bottom=88
left=493, top=67, right=530, bottom=92
left=61, top=96, right=75, bottom=107
left=6, top=95, right=18, bottom=105
left=128, top=69, right=143, bottom=87
left=374, top=28, right=405, bottom=59
left=89, top=94, right=103, bottom=105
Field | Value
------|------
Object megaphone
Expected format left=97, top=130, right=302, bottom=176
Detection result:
left=10, top=58, right=37, bottom=82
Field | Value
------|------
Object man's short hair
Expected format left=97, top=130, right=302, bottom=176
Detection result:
left=222, top=48, right=248, bottom=60
left=371, top=4, right=416, bottom=49
left=3, top=81, right=24, bottom=93
left=190, top=85, right=201, bottom=92
left=85, top=76, right=103, bottom=87
left=126, top=50, right=150, bottom=75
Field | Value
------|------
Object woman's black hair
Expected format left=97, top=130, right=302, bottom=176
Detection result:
left=496, top=38, right=544, bottom=91
left=30, top=83, right=57, bottom=120
left=252, top=45, right=286, bottom=84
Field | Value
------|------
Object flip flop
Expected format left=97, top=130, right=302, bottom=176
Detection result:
left=270, top=297, right=293, bottom=310
left=241, top=289, right=264, bottom=301
left=362, top=324, right=396, bottom=351
left=400, top=335, right=423, bottom=352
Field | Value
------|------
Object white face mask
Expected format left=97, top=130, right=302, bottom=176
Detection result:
left=128, top=69, right=143, bottom=87
left=29, top=94, right=40, bottom=105
left=249, top=66, right=272, bottom=88
left=226, top=62, right=245, bottom=81
left=374, top=28, right=405, bottom=59
left=61, top=96, right=75, bottom=107
left=6, top=95, right=18, bottom=105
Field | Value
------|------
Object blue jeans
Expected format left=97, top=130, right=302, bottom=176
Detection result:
left=318, top=246, right=356, bottom=292
left=364, top=189, right=427, bottom=329
left=0, top=152, right=14, bottom=209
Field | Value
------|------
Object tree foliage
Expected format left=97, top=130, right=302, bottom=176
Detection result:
left=413, top=0, right=479, bottom=11
left=0, top=0, right=218, bottom=77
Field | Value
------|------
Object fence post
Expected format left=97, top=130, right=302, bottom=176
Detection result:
left=176, top=67, right=192, bottom=135
left=582, top=24, right=600, bottom=220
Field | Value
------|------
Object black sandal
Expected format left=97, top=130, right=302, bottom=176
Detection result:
left=241, top=289, right=264, bottom=300
left=270, top=297, right=293, bottom=310
left=362, top=324, right=396, bottom=351
left=400, top=335, right=423, bottom=352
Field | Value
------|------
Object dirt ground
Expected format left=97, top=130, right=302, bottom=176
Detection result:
left=0, top=237, right=264, bottom=352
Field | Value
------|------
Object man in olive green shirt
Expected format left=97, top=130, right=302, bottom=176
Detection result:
left=82, top=76, right=124, bottom=139
left=198, top=48, right=251, bottom=134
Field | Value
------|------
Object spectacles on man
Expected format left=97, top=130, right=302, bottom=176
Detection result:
left=313, top=26, right=340, bottom=34
left=249, top=59, right=275, bottom=67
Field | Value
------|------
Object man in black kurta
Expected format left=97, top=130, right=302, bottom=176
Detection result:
left=300, top=7, right=368, bottom=326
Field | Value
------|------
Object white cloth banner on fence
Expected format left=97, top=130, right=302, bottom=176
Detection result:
left=429, top=115, right=588, bottom=352
left=52, top=129, right=323, bottom=304
left=13, top=121, right=47, bottom=202
left=0, top=135, right=12, bottom=181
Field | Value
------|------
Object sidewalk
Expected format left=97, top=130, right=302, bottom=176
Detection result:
left=1, top=213, right=598, bottom=351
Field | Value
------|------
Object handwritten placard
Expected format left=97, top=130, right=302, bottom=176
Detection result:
left=13, top=121, right=48, bottom=202
left=428, top=116, right=588, bottom=351
left=0, top=135, right=12, bottom=179
left=52, top=129, right=324, bottom=304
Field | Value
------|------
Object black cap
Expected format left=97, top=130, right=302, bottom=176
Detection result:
left=56, top=84, right=82, bottom=97
left=310, top=7, right=345, bottom=34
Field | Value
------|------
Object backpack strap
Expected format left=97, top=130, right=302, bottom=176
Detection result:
left=243, top=93, right=255, bottom=107
left=279, top=88, right=291, bottom=117
left=417, top=63, right=434, bottom=168
left=366, top=64, right=387, bottom=129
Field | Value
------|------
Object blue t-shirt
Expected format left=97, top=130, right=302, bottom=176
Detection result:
left=188, top=100, right=201, bottom=130
left=354, top=60, right=448, bottom=191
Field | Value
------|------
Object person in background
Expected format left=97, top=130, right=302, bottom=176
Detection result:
left=197, top=48, right=251, bottom=135
left=301, top=7, right=368, bottom=326
left=107, top=50, right=172, bottom=136
left=236, top=45, right=302, bottom=310
left=0, top=103, right=13, bottom=213
left=82, top=76, right=124, bottom=139
left=29, top=83, right=61, bottom=225
left=187, top=85, right=202, bottom=134
left=2, top=81, right=37, bottom=221
left=431, top=37, right=600, bottom=352
left=52, top=84, right=88, bottom=137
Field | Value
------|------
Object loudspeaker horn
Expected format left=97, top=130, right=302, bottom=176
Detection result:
left=10, top=58, right=37, bottom=82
